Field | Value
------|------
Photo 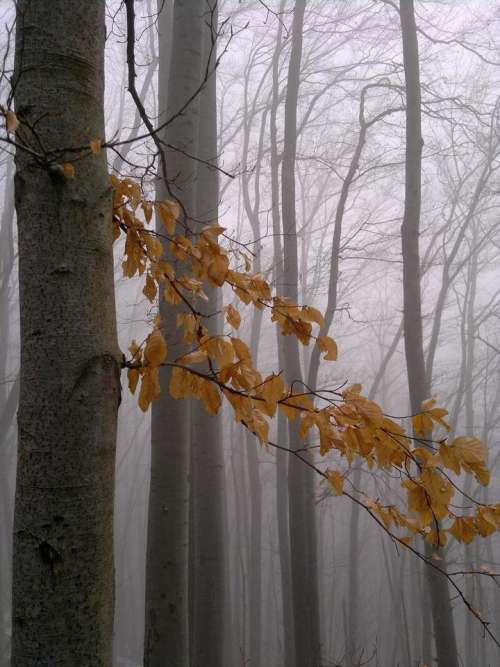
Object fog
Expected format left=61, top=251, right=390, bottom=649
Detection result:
left=2, top=1, right=500, bottom=666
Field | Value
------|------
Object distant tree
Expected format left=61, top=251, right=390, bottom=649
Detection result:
left=399, top=1, right=459, bottom=665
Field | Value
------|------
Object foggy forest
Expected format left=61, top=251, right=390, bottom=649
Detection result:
left=1, top=1, right=500, bottom=666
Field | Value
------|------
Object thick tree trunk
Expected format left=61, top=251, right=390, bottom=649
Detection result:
left=399, top=2, right=458, bottom=666
left=281, top=1, right=321, bottom=665
left=189, top=5, right=226, bottom=664
left=144, top=1, right=203, bottom=664
left=0, top=161, right=16, bottom=667
left=11, top=2, right=120, bottom=664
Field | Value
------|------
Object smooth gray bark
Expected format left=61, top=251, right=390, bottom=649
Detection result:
left=240, top=100, right=266, bottom=667
left=399, top=2, right=459, bottom=666
left=144, top=1, right=202, bottom=664
left=462, top=224, right=478, bottom=667
left=189, top=5, right=226, bottom=665
left=281, top=1, right=321, bottom=664
left=346, top=323, right=403, bottom=664
left=12, top=2, right=120, bottom=664
left=268, top=10, right=295, bottom=663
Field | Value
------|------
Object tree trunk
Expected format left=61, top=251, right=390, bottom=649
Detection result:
left=463, top=223, right=478, bottom=667
left=189, top=4, right=226, bottom=664
left=11, top=2, right=120, bottom=664
left=144, top=1, right=203, bottom=664
left=0, top=159, right=16, bottom=667
left=399, top=2, right=458, bottom=666
left=281, top=1, right=321, bottom=664
left=269, top=6, right=295, bottom=664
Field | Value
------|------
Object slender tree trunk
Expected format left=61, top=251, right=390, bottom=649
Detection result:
left=12, top=3, right=120, bottom=664
left=347, top=319, right=403, bottom=666
left=307, top=97, right=368, bottom=392
left=239, top=66, right=271, bottom=667
left=399, top=2, right=458, bottom=666
left=243, top=221, right=264, bottom=667
left=281, top=1, right=321, bottom=664
left=245, top=320, right=263, bottom=667
left=346, top=467, right=362, bottom=667
left=145, top=1, right=203, bottom=664
left=269, top=7, right=294, bottom=664
left=463, top=224, right=478, bottom=667
left=189, top=5, right=226, bottom=664
left=229, top=421, right=247, bottom=664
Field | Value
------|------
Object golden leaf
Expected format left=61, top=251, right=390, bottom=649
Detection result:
left=475, top=507, right=498, bottom=538
left=156, top=201, right=180, bottom=235
left=248, top=411, right=269, bottom=445
left=425, top=529, right=448, bottom=547
left=301, top=306, right=325, bottom=328
left=169, top=366, right=192, bottom=400
left=223, top=389, right=254, bottom=424
left=449, top=517, right=476, bottom=544
left=205, top=336, right=234, bottom=369
left=202, top=224, right=226, bottom=241
left=450, top=436, right=489, bottom=485
left=438, top=442, right=461, bottom=475
left=63, top=162, right=75, bottom=179
left=258, top=373, right=285, bottom=418
left=327, top=470, right=344, bottom=496
left=138, top=367, right=160, bottom=411
left=179, top=348, right=208, bottom=365
left=144, top=329, right=167, bottom=367
left=231, top=337, right=251, bottom=363
left=176, top=313, right=198, bottom=342
left=317, top=335, right=338, bottom=361
left=163, top=283, right=182, bottom=305
left=451, top=436, right=486, bottom=466
left=207, top=253, right=229, bottom=287
left=402, top=480, right=433, bottom=527
left=142, top=201, right=153, bottom=224
left=144, top=234, right=163, bottom=262
left=129, top=339, right=141, bottom=358
left=127, top=368, right=140, bottom=395
left=198, top=378, right=221, bottom=415
left=419, top=469, right=454, bottom=520
left=412, top=412, right=433, bottom=437
left=90, top=138, right=101, bottom=155
left=225, top=304, right=241, bottom=330
left=5, top=110, right=19, bottom=133
left=415, top=399, right=451, bottom=434
left=280, top=393, right=315, bottom=421
left=143, top=273, right=157, bottom=303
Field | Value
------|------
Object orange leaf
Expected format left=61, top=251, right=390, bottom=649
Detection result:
left=317, top=335, right=337, bottom=361
left=90, top=138, right=102, bottom=155
left=5, top=110, right=19, bottom=133
left=327, top=470, right=344, bottom=496
left=63, top=162, right=75, bottom=179
left=144, top=329, right=167, bottom=367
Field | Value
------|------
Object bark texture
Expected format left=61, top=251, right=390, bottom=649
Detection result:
left=269, top=10, right=295, bottom=663
left=144, top=1, right=202, bottom=665
left=189, top=4, right=226, bottom=665
left=281, top=1, right=321, bottom=664
left=12, top=3, right=120, bottom=665
left=399, top=2, right=458, bottom=666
